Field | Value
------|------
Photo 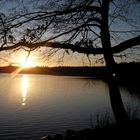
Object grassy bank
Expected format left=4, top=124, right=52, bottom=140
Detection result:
left=40, top=118, right=140, bottom=140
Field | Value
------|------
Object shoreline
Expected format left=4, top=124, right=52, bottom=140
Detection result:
left=0, top=62, right=140, bottom=79
left=40, top=118, right=140, bottom=140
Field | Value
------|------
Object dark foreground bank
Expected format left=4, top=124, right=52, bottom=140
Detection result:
left=40, top=119, right=140, bottom=140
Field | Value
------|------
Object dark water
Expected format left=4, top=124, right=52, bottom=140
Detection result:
left=0, top=74, right=139, bottom=140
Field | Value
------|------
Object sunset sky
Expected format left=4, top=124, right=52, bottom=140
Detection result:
left=0, top=0, right=140, bottom=67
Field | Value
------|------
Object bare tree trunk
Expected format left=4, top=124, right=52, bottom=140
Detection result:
left=101, top=0, right=129, bottom=123
left=108, top=76, right=129, bottom=123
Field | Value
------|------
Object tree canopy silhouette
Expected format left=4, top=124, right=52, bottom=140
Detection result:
left=0, top=0, right=139, bottom=65
left=0, top=0, right=140, bottom=123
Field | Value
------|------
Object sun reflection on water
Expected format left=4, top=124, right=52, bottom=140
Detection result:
left=21, top=75, right=28, bottom=106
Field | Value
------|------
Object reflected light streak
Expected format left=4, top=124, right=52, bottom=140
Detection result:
left=21, top=75, right=28, bottom=106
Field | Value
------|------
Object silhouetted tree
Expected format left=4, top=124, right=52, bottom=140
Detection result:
left=0, top=0, right=140, bottom=123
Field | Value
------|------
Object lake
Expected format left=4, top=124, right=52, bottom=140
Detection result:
left=0, top=74, right=139, bottom=140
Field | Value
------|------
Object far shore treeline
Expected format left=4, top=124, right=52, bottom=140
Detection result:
left=0, top=62, right=140, bottom=81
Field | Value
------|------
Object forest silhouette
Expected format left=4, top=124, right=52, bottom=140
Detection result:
left=0, top=0, right=140, bottom=139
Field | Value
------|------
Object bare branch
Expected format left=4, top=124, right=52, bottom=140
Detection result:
left=0, top=41, right=104, bottom=55
left=112, top=35, right=140, bottom=53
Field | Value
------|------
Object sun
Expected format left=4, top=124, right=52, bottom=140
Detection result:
left=19, top=57, right=36, bottom=68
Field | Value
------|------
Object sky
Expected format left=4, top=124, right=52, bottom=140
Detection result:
left=0, top=0, right=140, bottom=67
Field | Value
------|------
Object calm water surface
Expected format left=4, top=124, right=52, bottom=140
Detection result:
left=0, top=74, right=139, bottom=140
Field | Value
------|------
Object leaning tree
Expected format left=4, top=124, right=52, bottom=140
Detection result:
left=0, top=0, right=140, bottom=123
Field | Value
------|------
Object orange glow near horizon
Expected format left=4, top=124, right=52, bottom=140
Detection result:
left=19, top=57, right=37, bottom=68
